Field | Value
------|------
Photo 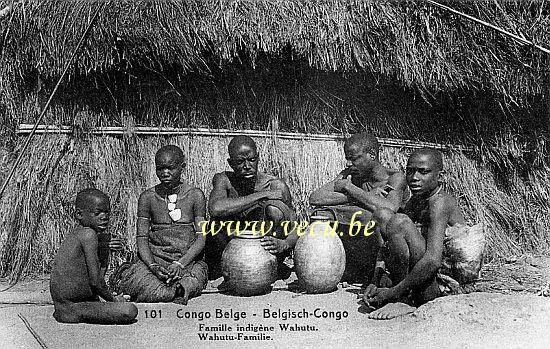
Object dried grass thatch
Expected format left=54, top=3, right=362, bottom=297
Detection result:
left=0, top=131, right=548, bottom=279
left=0, top=0, right=548, bottom=280
left=0, top=0, right=549, bottom=104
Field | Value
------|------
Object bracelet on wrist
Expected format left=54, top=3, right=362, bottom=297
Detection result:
left=149, top=263, right=160, bottom=269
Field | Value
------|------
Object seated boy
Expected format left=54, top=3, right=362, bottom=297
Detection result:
left=50, top=188, right=138, bottom=324
left=111, top=145, right=208, bottom=304
left=363, top=148, right=465, bottom=320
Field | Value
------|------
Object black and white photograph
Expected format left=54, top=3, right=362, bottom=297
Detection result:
left=0, top=0, right=549, bottom=348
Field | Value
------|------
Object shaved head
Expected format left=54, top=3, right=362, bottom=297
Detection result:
left=228, top=136, right=257, bottom=158
left=75, top=188, right=109, bottom=211
left=409, top=148, right=443, bottom=171
left=155, top=145, right=185, bottom=165
left=344, top=132, right=380, bottom=158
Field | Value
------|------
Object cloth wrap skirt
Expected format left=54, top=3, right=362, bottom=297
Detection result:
left=110, top=223, right=207, bottom=303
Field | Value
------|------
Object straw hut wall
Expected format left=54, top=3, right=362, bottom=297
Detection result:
left=0, top=0, right=548, bottom=279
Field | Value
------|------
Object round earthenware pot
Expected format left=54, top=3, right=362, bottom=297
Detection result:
left=294, top=216, right=346, bottom=293
left=221, top=230, right=277, bottom=296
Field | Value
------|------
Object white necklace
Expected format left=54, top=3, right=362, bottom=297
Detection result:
left=166, top=193, right=181, bottom=222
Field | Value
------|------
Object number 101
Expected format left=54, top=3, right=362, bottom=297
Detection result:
left=144, top=309, right=162, bottom=319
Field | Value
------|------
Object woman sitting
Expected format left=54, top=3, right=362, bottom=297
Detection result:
left=111, top=145, right=207, bottom=304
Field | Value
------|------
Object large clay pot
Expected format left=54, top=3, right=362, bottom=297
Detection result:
left=308, top=208, right=379, bottom=284
left=221, top=230, right=277, bottom=296
left=294, top=216, right=346, bottom=293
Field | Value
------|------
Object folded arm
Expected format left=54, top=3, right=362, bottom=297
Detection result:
left=208, top=173, right=275, bottom=218
left=309, top=174, right=351, bottom=206
left=338, top=172, right=406, bottom=212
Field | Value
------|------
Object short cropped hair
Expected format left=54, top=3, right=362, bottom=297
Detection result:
left=155, top=145, right=185, bottom=164
left=228, top=136, right=257, bottom=158
left=345, top=132, right=380, bottom=157
left=410, top=148, right=443, bottom=171
left=75, top=188, right=109, bottom=210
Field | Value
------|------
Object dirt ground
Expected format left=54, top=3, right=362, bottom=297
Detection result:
left=1, top=255, right=550, bottom=349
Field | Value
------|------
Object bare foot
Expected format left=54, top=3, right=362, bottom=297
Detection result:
left=174, top=284, right=188, bottom=305
left=173, top=296, right=188, bottom=305
left=367, top=302, right=416, bottom=320
left=217, top=280, right=229, bottom=292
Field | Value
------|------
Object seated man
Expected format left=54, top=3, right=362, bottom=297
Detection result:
left=111, top=145, right=208, bottom=304
left=364, top=148, right=465, bottom=320
left=309, top=132, right=407, bottom=284
left=50, top=188, right=138, bottom=324
left=205, top=135, right=298, bottom=279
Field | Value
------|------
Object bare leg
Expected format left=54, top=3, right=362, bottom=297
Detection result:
left=411, top=279, right=441, bottom=305
left=369, top=208, right=395, bottom=287
left=372, top=207, right=394, bottom=247
left=54, top=301, right=138, bottom=325
left=383, top=213, right=426, bottom=285
left=368, top=214, right=437, bottom=320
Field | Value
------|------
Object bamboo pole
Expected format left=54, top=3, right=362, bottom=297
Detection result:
left=16, top=124, right=475, bottom=152
left=0, top=3, right=105, bottom=199
left=18, top=314, right=48, bottom=349
left=425, top=0, right=550, bottom=55
left=545, top=56, right=550, bottom=137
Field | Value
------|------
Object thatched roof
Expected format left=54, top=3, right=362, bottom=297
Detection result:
left=0, top=0, right=549, bottom=104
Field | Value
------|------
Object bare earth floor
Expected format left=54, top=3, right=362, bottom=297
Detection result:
left=1, top=256, right=550, bottom=349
